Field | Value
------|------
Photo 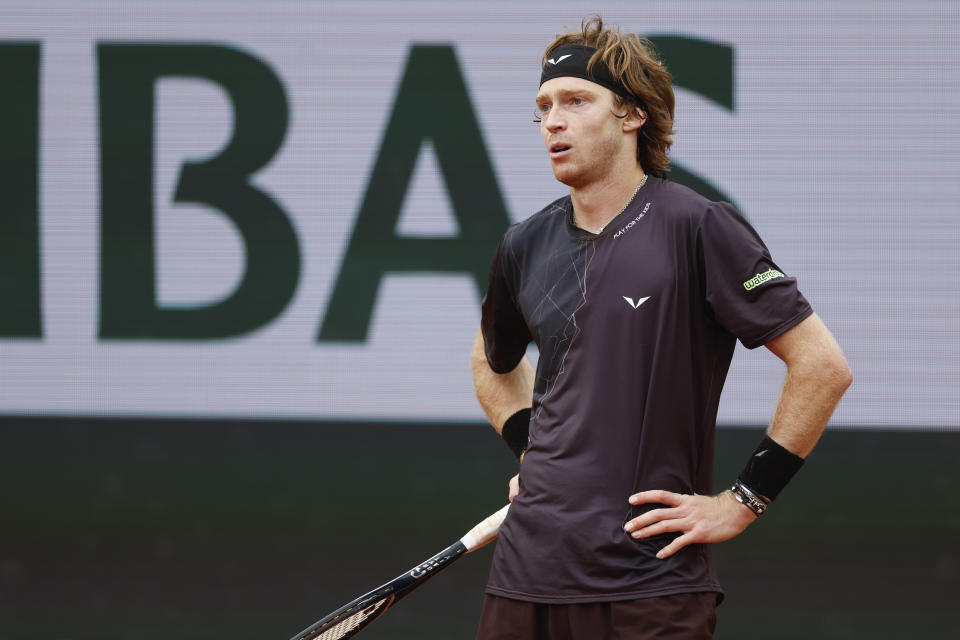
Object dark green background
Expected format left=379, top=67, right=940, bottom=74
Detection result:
left=1, top=418, right=957, bottom=639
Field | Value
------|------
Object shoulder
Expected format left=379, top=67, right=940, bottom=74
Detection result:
left=651, top=177, right=721, bottom=221
left=654, top=176, right=712, bottom=206
left=648, top=177, right=749, bottom=234
left=501, top=194, right=570, bottom=248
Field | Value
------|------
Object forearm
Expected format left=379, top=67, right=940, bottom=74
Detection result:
left=767, top=356, right=850, bottom=457
left=728, top=314, right=852, bottom=511
left=765, top=314, right=853, bottom=458
left=470, top=329, right=534, bottom=432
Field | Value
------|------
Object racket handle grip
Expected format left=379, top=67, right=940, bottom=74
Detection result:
left=459, top=504, right=510, bottom=552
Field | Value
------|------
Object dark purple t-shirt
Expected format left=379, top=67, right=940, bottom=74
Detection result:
left=480, top=177, right=812, bottom=603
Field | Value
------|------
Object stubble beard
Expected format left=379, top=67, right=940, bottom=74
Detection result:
left=551, top=140, right=619, bottom=190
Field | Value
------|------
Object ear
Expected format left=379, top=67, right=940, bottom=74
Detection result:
left=622, top=107, right=646, bottom=134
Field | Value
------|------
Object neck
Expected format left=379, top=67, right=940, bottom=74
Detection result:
left=569, top=166, right=647, bottom=234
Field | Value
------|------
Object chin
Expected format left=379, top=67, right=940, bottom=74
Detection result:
left=551, top=164, right=581, bottom=187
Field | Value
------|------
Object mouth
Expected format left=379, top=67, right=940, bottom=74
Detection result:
left=549, top=142, right=572, bottom=159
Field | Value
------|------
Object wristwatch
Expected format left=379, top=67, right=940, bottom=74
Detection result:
left=730, top=481, right=768, bottom=516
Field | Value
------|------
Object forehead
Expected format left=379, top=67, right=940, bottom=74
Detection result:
left=536, top=76, right=612, bottom=102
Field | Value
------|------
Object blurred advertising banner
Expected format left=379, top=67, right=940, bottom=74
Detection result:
left=1, top=1, right=957, bottom=427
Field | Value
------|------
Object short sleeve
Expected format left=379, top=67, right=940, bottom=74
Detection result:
left=481, top=232, right=532, bottom=373
left=698, top=203, right=813, bottom=349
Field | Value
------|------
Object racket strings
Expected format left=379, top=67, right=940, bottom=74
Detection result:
left=311, top=597, right=392, bottom=640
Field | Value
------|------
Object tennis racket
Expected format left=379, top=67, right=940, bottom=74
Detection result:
left=289, top=504, right=510, bottom=640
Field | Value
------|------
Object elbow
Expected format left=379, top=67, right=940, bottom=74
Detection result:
left=823, top=353, right=853, bottom=396
left=792, top=348, right=852, bottom=397
left=838, top=360, right=854, bottom=394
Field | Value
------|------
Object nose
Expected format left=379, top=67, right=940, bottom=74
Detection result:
left=542, top=107, right=565, bottom=133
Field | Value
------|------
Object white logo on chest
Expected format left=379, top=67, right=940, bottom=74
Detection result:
left=622, top=296, right=650, bottom=309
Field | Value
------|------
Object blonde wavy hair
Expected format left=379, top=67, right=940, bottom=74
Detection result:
left=543, top=15, right=676, bottom=176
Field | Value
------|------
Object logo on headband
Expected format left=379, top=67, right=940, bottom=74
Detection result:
left=540, top=44, right=630, bottom=99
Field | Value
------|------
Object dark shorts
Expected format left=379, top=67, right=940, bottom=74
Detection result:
left=475, top=592, right=719, bottom=640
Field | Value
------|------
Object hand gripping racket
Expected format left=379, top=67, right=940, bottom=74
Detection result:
left=289, top=504, right=510, bottom=640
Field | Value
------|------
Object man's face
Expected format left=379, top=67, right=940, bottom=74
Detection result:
left=536, top=76, right=632, bottom=188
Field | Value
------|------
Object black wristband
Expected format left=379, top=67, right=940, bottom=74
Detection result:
left=737, top=435, right=805, bottom=502
left=501, top=408, right=530, bottom=460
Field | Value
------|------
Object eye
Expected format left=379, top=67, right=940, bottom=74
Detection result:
left=533, top=103, right=550, bottom=123
left=571, top=96, right=584, bottom=105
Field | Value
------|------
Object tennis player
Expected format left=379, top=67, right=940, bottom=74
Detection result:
left=471, top=16, right=852, bottom=639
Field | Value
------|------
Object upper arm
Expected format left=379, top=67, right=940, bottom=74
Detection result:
left=698, top=203, right=812, bottom=349
left=471, top=328, right=491, bottom=371
left=481, top=235, right=531, bottom=374
left=765, top=313, right=852, bottom=385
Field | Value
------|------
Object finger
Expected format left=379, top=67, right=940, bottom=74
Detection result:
left=623, top=507, right=682, bottom=533
left=508, top=474, right=520, bottom=503
left=628, top=490, right=683, bottom=507
left=656, top=532, right=695, bottom=559
left=631, top=518, right=688, bottom=539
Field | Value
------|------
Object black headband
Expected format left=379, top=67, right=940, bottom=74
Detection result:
left=539, top=44, right=629, bottom=98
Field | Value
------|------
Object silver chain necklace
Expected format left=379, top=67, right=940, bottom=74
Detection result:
left=597, top=173, right=648, bottom=233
